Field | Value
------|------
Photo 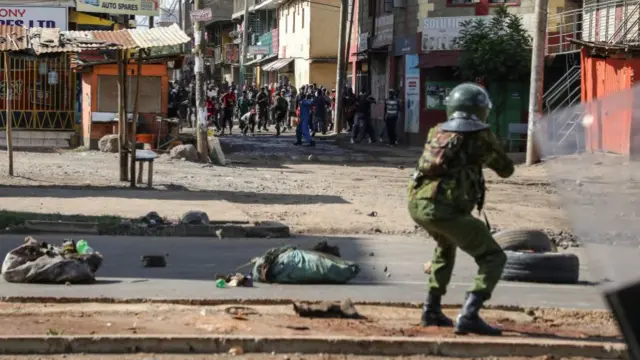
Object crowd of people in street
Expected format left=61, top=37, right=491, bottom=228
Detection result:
left=168, top=78, right=402, bottom=148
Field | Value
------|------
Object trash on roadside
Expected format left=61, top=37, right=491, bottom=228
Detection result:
left=214, top=273, right=253, bottom=287
left=293, top=298, right=363, bottom=319
left=250, top=242, right=360, bottom=284
left=229, top=346, right=244, bottom=356
left=141, top=254, right=167, bottom=268
left=2, top=236, right=103, bottom=284
left=224, top=306, right=259, bottom=320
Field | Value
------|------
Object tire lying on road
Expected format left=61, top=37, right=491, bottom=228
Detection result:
left=494, top=229, right=557, bottom=253
left=501, top=251, right=580, bottom=284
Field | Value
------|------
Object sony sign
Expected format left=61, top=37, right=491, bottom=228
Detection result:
left=0, top=6, right=68, bottom=30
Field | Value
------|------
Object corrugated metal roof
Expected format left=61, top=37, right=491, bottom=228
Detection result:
left=29, top=24, right=190, bottom=54
left=126, top=24, right=191, bottom=49
left=0, top=26, right=27, bottom=51
left=262, top=57, right=293, bottom=71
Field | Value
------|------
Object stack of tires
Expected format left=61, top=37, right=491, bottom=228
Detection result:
left=495, top=229, right=580, bottom=284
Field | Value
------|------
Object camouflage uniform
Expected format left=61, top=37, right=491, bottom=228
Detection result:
left=407, top=82, right=514, bottom=336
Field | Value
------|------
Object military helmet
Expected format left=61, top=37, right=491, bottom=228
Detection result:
left=440, top=83, right=492, bottom=133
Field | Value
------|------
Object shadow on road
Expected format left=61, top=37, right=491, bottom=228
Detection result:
left=0, top=185, right=349, bottom=205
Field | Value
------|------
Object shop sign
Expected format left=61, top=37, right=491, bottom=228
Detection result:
left=371, top=15, right=393, bottom=48
left=422, top=14, right=534, bottom=52
left=77, top=0, right=159, bottom=17
left=248, top=45, right=270, bottom=55
left=425, top=81, right=459, bottom=110
left=271, top=28, right=279, bottom=54
left=393, top=34, right=418, bottom=56
left=0, top=6, right=67, bottom=29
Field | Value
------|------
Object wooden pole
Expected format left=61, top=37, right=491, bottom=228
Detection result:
left=129, top=50, right=143, bottom=188
left=4, top=53, right=13, bottom=176
left=117, top=50, right=126, bottom=181
left=526, top=0, right=547, bottom=165
left=122, top=52, right=129, bottom=181
left=194, top=0, right=209, bottom=162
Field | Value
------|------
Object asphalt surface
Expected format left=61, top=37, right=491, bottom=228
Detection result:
left=0, top=233, right=609, bottom=309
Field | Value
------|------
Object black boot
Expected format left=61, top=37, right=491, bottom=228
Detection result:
left=421, top=293, right=454, bottom=327
left=455, top=292, right=502, bottom=336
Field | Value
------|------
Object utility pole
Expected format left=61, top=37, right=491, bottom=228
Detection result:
left=239, top=0, right=250, bottom=88
left=178, top=0, right=184, bottom=54
left=344, top=0, right=355, bottom=74
left=193, top=0, right=209, bottom=161
left=334, top=0, right=348, bottom=134
left=526, top=0, right=548, bottom=165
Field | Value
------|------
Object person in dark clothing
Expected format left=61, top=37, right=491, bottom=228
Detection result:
left=313, top=89, right=330, bottom=135
left=351, top=92, right=377, bottom=144
left=256, top=87, right=269, bottom=132
left=343, top=86, right=356, bottom=132
left=186, top=85, right=196, bottom=128
left=273, top=89, right=289, bottom=136
left=384, top=89, right=400, bottom=146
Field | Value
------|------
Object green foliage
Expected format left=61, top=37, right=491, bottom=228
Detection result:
left=453, top=6, right=532, bottom=83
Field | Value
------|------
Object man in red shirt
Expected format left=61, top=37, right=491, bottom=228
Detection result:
left=220, top=89, right=237, bottom=135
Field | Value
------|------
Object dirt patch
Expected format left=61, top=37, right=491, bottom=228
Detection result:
left=0, top=149, right=568, bottom=236
left=0, top=302, right=620, bottom=343
left=0, top=356, right=601, bottom=360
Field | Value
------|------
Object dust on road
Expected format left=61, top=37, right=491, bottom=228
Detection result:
left=0, top=149, right=566, bottom=235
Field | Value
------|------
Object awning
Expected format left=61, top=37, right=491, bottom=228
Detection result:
left=416, top=51, right=461, bottom=69
left=262, top=57, right=294, bottom=71
left=245, top=53, right=277, bottom=67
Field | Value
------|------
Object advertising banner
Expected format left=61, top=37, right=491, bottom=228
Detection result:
left=77, top=0, right=159, bottom=17
left=404, top=54, right=420, bottom=133
left=0, top=6, right=67, bottom=30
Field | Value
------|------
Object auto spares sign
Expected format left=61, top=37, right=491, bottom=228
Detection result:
left=77, top=0, right=159, bottom=16
left=0, top=6, right=68, bottom=30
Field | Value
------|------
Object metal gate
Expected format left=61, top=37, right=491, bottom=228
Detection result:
left=0, top=54, right=76, bottom=131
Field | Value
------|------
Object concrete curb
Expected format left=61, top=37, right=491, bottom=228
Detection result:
left=0, top=335, right=626, bottom=358
left=7, top=221, right=291, bottom=238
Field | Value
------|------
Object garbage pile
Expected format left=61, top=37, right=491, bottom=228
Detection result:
left=250, top=241, right=360, bottom=285
left=2, top=237, right=103, bottom=284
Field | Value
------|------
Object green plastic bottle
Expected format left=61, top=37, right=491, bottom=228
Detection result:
left=215, top=279, right=226, bottom=288
left=75, top=240, right=94, bottom=254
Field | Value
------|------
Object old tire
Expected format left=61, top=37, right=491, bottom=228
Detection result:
left=501, top=251, right=580, bottom=284
left=181, top=211, right=210, bottom=225
left=494, top=229, right=556, bottom=253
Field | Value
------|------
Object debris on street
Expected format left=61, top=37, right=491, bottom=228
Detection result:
left=214, top=273, right=253, bottom=287
left=293, top=299, right=363, bottom=319
left=2, top=236, right=103, bottom=284
left=141, top=254, right=168, bottom=268
left=251, top=242, right=360, bottom=284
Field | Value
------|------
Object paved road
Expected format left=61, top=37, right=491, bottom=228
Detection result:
left=0, top=233, right=607, bottom=309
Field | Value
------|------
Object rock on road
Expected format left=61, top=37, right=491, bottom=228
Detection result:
left=0, top=233, right=604, bottom=309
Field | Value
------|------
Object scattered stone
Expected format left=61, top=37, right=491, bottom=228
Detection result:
left=308, top=154, right=317, bottom=161
left=180, top=210, right=210, bottom=225
left=229, top=346, right=244, bottom=355
left=544, top=229, right=582, bottom=248
left=293, top=299, right=363, bottom=319
left=97, top=134, right=119, bottom=153
left=170, top=144, right=198, bottom=162
left=369, top=252, right=375, bottom=257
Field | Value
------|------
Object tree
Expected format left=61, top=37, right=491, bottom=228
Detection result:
left=453, top=6, right=532, bottom=136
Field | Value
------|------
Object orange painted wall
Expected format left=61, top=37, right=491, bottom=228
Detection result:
left=581, top=48, right=639, bottom=155
left=81, top=63, right=169, bottom=147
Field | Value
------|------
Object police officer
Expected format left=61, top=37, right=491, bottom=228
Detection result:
left=384, top=89, right=400, bottom=146
left=407, top=83, right=514, bottom=336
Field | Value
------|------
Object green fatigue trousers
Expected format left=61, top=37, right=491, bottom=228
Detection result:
left=408, top=199, right=507, bottom=299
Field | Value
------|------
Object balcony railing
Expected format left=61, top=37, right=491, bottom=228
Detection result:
left=547, top=0, right=640, bottom=56
left=214, top=46, right=223, bottom=64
